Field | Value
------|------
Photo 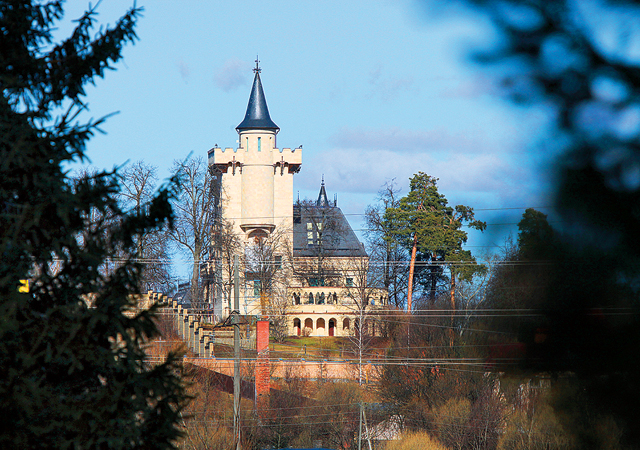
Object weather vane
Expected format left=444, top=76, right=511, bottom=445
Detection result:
left=254, top=55, right=261, bottom=74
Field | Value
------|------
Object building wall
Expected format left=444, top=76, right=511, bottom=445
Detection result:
left=287, top=285, right=388, bottom=337
left=209, top=131, right=301, bottom=320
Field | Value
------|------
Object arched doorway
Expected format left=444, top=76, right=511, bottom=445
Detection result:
left=329, top=318, right=336, bottom=336
left=343, top=318, right=350, bottom=333
left=293, top=318, right=301, bottom=336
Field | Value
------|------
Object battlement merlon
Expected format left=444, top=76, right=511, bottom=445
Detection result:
left=207, top=146, right=302, bottom=173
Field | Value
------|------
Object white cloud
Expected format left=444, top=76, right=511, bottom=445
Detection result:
left=305, top=147, right=521, bottom=189
left=214, top=58, right=251, bottom=92
left=330, top=126, right=490, bottom=153
left=295, top=124, right=549, bottom=217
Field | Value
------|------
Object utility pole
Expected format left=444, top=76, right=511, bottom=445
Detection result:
left=358, top=402, right=362, bottom=450
left=363, top=403, right=372, bottom=450
left=233, top=255, right=241, bottom=450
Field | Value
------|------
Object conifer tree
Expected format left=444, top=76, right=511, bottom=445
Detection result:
left=0, top=2, right=188, bottom=448
left=385, top=172, right=486, bottom=307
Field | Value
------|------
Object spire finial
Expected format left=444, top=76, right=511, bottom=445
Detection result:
left=321, top=174, right=325, bottom=186
left=236, top=56, right=279, bottom=132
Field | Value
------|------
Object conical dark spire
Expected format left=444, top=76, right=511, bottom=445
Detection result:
left=316, top=176, right=330, bottom=207
left=236, top=60, right=279, bottom=133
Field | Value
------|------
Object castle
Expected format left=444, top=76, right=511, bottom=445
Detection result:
left=208, top=63, right=387, bottom=337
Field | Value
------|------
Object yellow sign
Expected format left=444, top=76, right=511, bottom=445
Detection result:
left=18, top=279, right=29, bottom=293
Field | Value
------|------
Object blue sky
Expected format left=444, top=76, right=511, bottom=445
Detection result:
left=63, top=0, right=557, bottom=274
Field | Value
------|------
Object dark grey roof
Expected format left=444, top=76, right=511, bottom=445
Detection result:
left=316, top=179, right=329, bottom=207
left=293, top=203, right=367, bottom=258
left=236, top=71, right=279, bottom=133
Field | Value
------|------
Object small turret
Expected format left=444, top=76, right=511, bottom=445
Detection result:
left=316, top=176, right=330, bottom=207
left=236, top=60, right=279, bottom=133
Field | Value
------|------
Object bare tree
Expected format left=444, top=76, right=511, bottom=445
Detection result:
left=243, top=226, right=293, bottom=339
left=119, top=161, right=173, bottom=293
left=72, top=167, right=123, bottom=282
left=365, top=180, right=409, bottom=309
left=210, top=215, right=241, bottom=318
left=170, top=157, right=215, bottom=309
left=452, top=251, right=499, bottom=339
left=341, top=253, right=386, bottom=385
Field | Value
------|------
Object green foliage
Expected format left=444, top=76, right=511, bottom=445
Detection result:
left=385, top=172, right=486, bottom=301
left=517, top=208, right=555, bottom=260
left=0, top=1, right=188, bottom=448
left=482, top=209, right=556, bottom=338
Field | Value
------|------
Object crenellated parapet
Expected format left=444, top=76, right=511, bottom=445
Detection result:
left=207, top=144, right=302, bottom=176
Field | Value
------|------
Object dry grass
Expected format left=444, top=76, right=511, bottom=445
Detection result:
left=384, top=431, right=448, bottom=450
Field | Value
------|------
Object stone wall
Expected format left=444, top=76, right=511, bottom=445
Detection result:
left=141, top=291, right=256, bottom=360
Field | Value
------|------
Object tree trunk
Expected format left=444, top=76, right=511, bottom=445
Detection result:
left=429, top=255, right=438, bottom=304
left=449, top=273, right=456, bottom=347
left=191, top=242, right=202, bottom=308
left=407, top=233, right=418, bottom=312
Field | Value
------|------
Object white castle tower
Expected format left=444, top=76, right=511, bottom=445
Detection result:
left=209, top=61, right=301, bottom=241
left=208, top=62, right=301, bottom=316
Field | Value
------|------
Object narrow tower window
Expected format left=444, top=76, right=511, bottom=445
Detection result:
left=258, top=137, right=261, bottom=152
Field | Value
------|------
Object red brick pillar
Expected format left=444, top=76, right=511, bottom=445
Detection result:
left=255, top=320, right=270, bottom=415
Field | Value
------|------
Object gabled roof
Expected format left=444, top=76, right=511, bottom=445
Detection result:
left=236, top=69, right=279, bottom=133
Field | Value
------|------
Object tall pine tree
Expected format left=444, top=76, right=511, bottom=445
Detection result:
left=385, top=172, right=486, bottom=308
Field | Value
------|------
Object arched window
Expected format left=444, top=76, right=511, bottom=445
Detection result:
left=247, top=229, right=268, bottom=242
left=308, top=293, right=314, bottom=304
left=343, top=318, right=350, bottom=331
left=317, top=318, right=326, bottom=336
left=327, top=292, right=334, bottom=304
left=318, top=292, right=325, bottom=304
left=304, top=318, right=313, bottom=334
left=293, top=293, right=300, bottom=305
